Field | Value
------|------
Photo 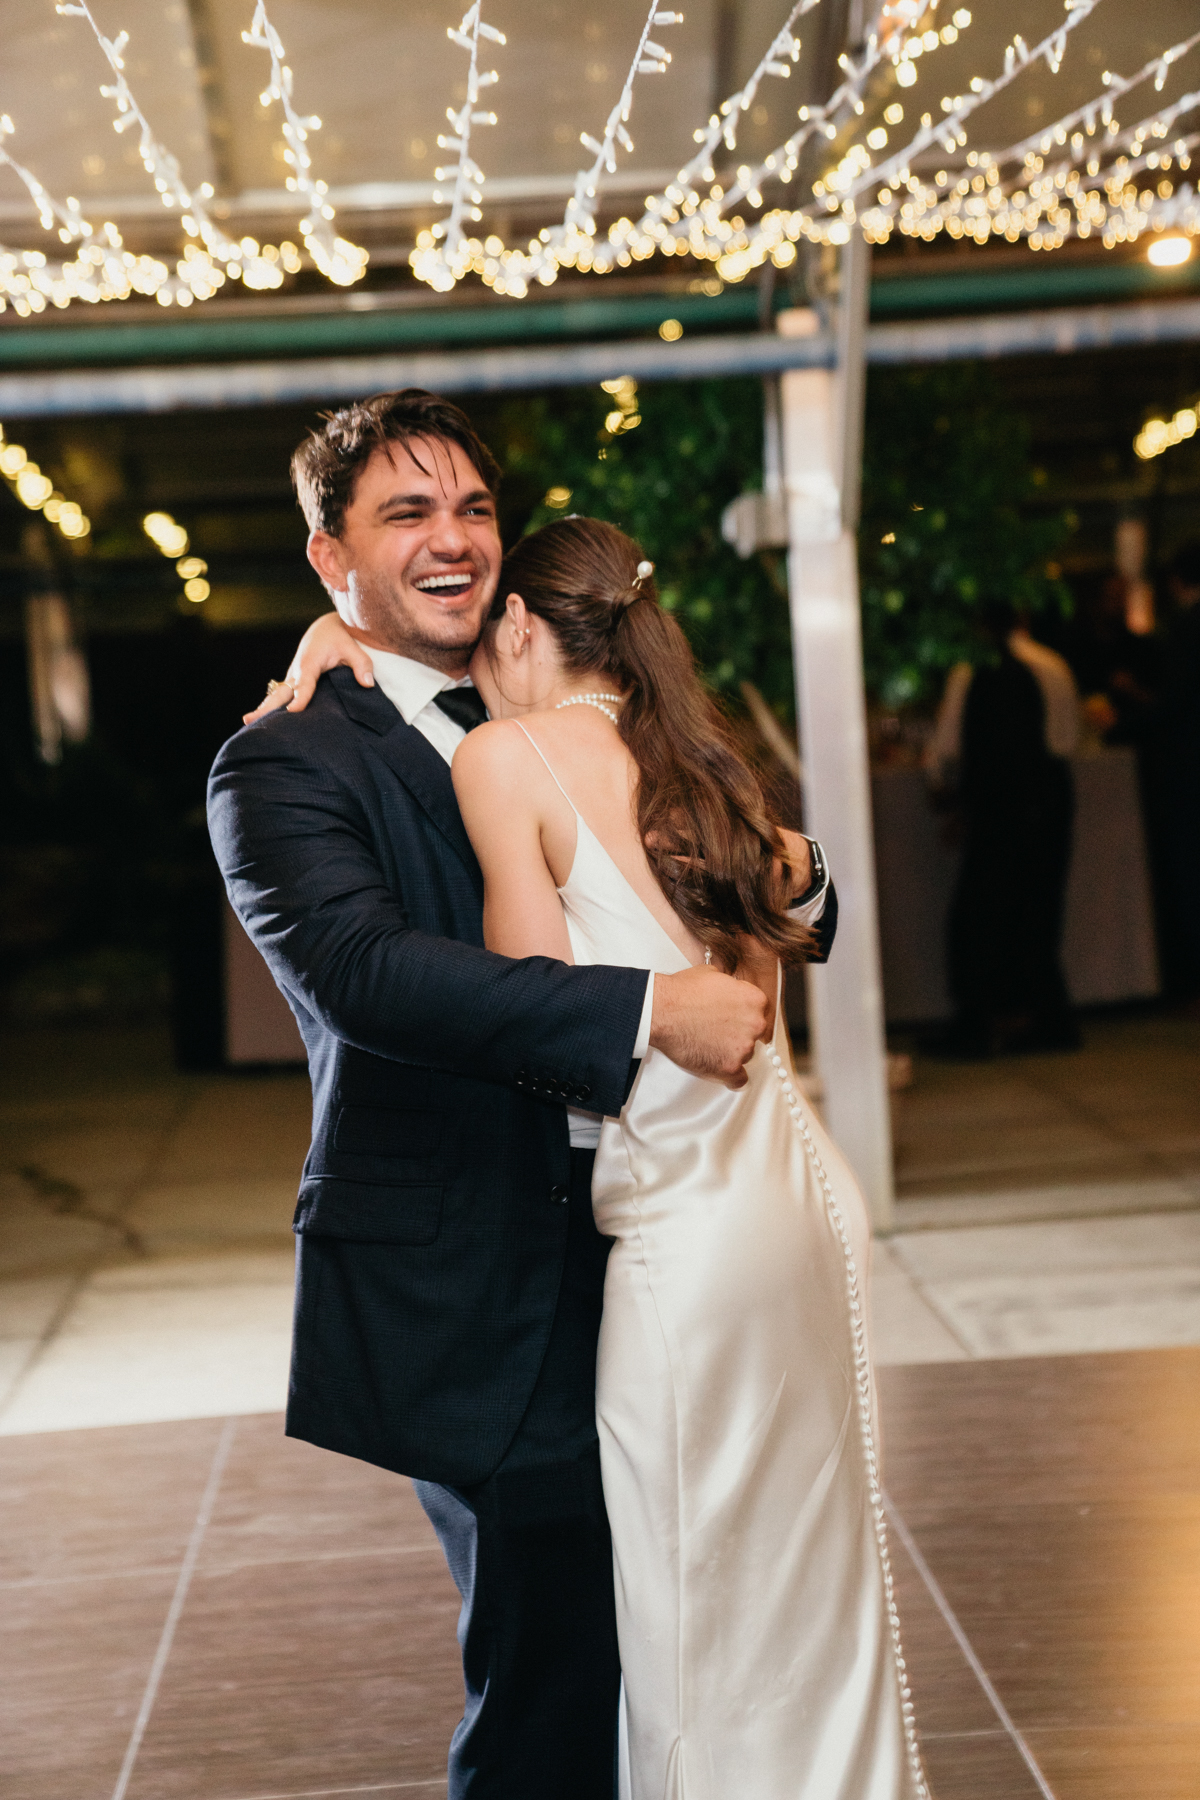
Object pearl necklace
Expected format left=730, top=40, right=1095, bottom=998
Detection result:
left=555, top=691, right=623, bottom=725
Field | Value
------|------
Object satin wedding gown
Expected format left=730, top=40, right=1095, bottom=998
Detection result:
left=516, top=727, right=927, bottom=1800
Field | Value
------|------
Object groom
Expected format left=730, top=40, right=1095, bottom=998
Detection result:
left=208, top=389, right=834, bottom=1797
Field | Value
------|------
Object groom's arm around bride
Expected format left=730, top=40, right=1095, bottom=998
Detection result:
left=208, top=661, right=766, bottom=1487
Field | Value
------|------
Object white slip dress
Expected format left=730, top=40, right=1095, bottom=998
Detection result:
left=513, top=726, right=928, bottom=1800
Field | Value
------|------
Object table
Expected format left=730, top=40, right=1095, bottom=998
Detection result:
left=871, top=747, right=1160, bottom=1023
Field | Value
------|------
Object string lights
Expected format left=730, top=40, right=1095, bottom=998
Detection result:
left=521, top=0, right=685, bottom=285
left=55, top=1, right=290, bottom=299
left=143, top=510, right=212, bottom=601
left=1135, top=403, right=1197, bottom=460
left=0, top=425, right=91, bottom=537
left=0, top=113, right=206, bottom=315
left=240, top=1, right=367, bottom=286
left=410, top=2, right=507, bottom=293
left=0, top=2, right=356, bottom=311
left=414, top=0, right=685, bottom=296
left=405, top=0, right=1198, bottom=292
left=856, top=30, right=1200, bottom=253
left=0, top=0, right=1196, bottom=313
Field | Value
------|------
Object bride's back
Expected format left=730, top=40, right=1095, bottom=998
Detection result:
left=459, top=513, right=814, bottom=996
left=501, top=705, right=706, bottom=970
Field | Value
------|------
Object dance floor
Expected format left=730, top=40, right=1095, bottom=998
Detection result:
left=4, top=1345, right=1198, bottom=1800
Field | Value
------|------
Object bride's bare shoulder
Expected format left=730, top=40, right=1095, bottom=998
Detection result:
left=450, top=718, right=531, bottom=795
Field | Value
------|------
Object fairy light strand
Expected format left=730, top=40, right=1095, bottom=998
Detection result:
left=533, top=0, right=685, bottom=275
left=54, top=0, right=291, bottom=299
left=241, top=0, right=368, bottom=286
left=408, top=0, right=975, bottom=291
left=633, top=1, right=983, bottom=278
left=1, top=0, right=1197, bottom=312
left=828, top=0, right=1100, bottom=215
left=0, top=115, right=92, bottom=244
left=415, top=0, right=684, bottom=295
left=1136, top=401, right=1198, bottom=459
left=0, top=113, right=174, bottom=318
left=660, top=1, right=1199, bottom=279
left=411, top=3, right=507, bottom=292
left=608, top=2, right=813, bottom=271
left=857, top=31, right=1200, bottom=253
left=0, top=422, right=91, bottom=537
left=860, top=28, right=1200, bottom=244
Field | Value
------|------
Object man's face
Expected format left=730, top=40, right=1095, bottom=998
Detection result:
left=307, top=435, right=502, bottom=672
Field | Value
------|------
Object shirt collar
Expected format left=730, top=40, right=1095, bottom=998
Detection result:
left=364, top=647, right=476, bottom=726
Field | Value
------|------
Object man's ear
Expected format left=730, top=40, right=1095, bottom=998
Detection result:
left=307, top=530, right=347, bottom=601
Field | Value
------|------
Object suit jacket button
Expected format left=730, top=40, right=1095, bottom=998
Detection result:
left=575, top=1084, right=592, bottom=1102
left=548, top=1184, right=569, bottom=1205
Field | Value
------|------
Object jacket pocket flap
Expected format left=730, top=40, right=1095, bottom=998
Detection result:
left=294, top=1179, right=442, bottom=1246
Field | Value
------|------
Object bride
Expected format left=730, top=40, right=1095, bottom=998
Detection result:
left=264, top=514, right=926, bottom=1800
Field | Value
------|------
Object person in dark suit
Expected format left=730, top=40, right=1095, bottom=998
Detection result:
left=925, top=602, right=1080, bottom=1056
left=208, top=391, right=825, bottom=1799
left=1154, top=540, right=1200, bottom=1003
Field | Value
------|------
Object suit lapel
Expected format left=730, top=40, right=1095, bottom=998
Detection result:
left=331, top=667, right=481, bottom=889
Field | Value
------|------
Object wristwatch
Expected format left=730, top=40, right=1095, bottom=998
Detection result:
left=791, top=835, right=827, bottom=907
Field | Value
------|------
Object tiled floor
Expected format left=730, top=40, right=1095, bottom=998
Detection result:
left=2, top=1016, right=1199, bottom=1797
left=3, top=1018, right=1200, bottom=1432
left=3, top=1350, right=1198, bottom=1800
left=1, top=1026, right=307, bottom=1433
left=892, top=1012, right=1200, bottom=1200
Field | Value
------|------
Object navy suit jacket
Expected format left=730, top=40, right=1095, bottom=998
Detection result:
left=207, top=669, right=647, bottom=1486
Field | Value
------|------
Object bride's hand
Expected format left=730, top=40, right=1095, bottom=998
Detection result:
left=243, top=611, right=375, bottom=723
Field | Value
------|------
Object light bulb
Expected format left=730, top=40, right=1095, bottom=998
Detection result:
left=1147, top=235, right=1192, bottom=267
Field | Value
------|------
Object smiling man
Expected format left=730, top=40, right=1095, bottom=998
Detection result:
left=206, top=390, right=774, bottom=1800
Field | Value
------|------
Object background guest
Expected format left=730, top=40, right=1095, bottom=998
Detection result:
left=1152, top=541, right=1200, bottom=1006
left=925, top=603, right=1081, bottom=1056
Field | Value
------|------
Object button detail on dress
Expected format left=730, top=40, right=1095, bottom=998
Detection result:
left=548, top=1184, right=569, bottom=1205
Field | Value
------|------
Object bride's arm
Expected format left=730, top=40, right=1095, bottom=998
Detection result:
left=451, top=722, right=575, bottom=964
left=243, top=611, right=375, bottom=722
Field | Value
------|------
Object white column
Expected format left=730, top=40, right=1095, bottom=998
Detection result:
left=779, top=304, right=895, bottom=1231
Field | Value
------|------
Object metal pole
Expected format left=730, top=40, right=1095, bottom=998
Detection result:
left=779, top=265, right=895, bottom=1232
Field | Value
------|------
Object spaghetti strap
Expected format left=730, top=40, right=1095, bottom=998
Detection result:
left=511, top=721, right=581, bottom=817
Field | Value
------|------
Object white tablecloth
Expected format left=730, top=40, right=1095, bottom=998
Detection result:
left=871, top=747, right=1160, bottom=1023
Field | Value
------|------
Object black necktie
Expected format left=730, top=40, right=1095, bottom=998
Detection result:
left=433, top=686, right=489, bottom=733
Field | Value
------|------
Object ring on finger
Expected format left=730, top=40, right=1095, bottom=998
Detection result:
left=265, top=677, right=293, bottom=696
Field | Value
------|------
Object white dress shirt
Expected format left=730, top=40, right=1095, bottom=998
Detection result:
left=365, top=646, right=656, bottom=1060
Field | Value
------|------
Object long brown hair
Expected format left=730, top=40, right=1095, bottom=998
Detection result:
left=490, top=516, right=815, bottom=968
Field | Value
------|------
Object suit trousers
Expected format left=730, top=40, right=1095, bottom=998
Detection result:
left=414, top=1148, right=620, bottom=1799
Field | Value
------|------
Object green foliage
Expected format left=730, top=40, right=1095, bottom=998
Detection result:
left=493, top=360, right=1071, bottom=723
left=859, top=363, right=1072, bottom=709
left=496, top=378, right=796, bottom=711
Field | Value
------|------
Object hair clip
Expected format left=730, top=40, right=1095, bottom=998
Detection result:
left=635, top=559, right=654, bottom=585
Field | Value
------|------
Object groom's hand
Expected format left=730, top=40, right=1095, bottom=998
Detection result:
left=649, top=967, right=770, bottom=1089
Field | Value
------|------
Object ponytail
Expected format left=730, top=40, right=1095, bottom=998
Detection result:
left=490, top=516, right=815, bottom=969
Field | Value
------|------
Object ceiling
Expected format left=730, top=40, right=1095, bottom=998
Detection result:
left=0, top=0, right=1196, bottom=282
left=0, top=0, right=1197, bottom=644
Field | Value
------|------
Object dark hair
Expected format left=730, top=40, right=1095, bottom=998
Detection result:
left=490, top=516, right=815, bottom=969
left=291, top=388, right=501, bottom=537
